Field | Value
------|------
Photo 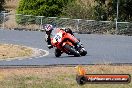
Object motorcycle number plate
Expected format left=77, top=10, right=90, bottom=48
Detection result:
left=53, top=32, right=62, bottom=43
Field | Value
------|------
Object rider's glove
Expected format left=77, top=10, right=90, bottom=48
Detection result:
left=48, top=45, right=53, bottom=49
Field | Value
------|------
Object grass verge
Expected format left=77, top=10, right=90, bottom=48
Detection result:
left=0, top=65, right=131, bottom=88
left=0, top=44, right=33, bottom=60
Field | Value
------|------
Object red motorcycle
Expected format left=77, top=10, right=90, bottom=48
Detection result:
left=51, top=28, right=87, bottom=57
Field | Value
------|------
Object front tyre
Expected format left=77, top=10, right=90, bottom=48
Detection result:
left=64, top=44, right=80, bottom=57
left=55, top=48, right=62, bottom=57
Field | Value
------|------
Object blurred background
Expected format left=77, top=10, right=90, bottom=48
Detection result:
left=0, top=0, right=132, bottom=35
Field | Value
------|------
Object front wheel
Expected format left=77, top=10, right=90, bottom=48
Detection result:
left=55, top=48, right=62, bottom=57
left=64, top=44, right=80, bottom=57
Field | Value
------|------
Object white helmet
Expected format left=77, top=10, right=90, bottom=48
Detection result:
left=43, top=24, right=53, bottom=32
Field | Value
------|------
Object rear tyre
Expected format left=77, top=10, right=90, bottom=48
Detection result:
left=64, top=44, right=80, bottom=57
left=80, top=48, right=87, bottom=56
left=55, top=48, right=61, bottom=57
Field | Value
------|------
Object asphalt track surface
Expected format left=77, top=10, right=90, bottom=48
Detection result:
left=0, top=29, right=132, bottom=66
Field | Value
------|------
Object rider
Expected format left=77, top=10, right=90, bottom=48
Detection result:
left=43, top=24, right=80, bottom=49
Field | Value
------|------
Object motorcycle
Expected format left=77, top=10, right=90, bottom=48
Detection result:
left=51, top=28, right=87, bottom=57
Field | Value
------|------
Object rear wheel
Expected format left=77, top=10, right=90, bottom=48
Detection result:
left=64, top=44, right=80, bottom=57
left=80, top=48, right=87, bottom=56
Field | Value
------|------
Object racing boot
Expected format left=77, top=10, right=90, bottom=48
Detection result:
left=48, top=44, right=53, bottom=49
